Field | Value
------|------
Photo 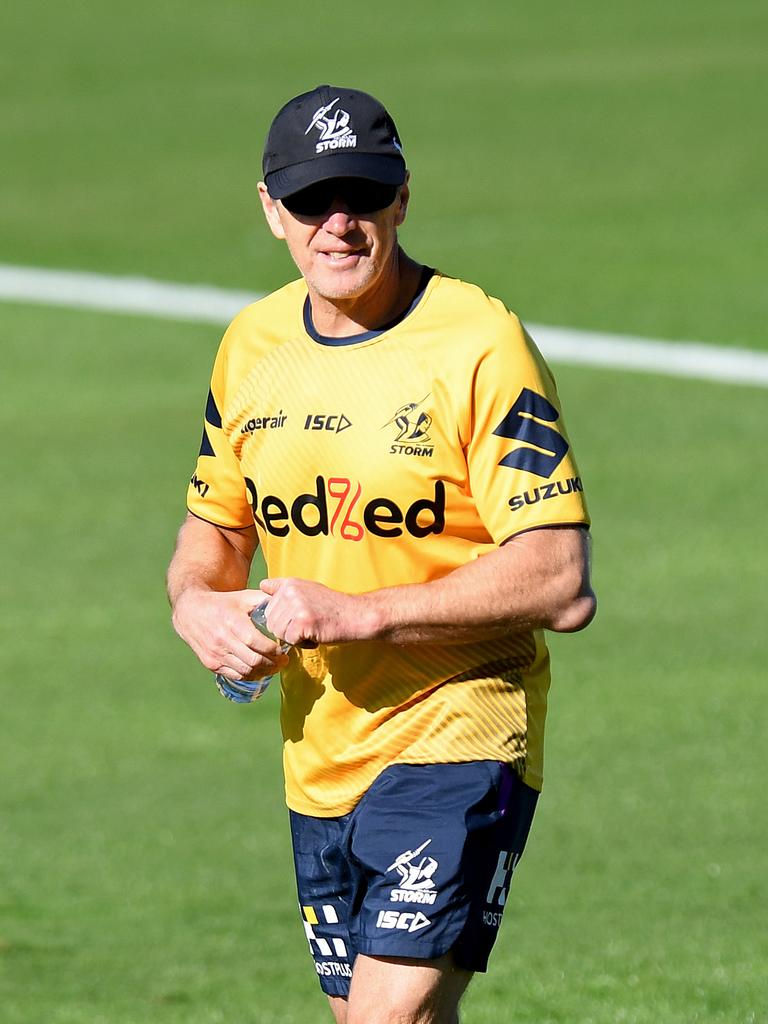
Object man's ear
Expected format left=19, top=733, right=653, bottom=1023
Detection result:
left=258, top=181, right=286, bottom=240
left=394, top=172, right=411, bottom=228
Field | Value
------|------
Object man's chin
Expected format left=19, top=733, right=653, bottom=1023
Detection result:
left=307, top=266, right=376, bottom=303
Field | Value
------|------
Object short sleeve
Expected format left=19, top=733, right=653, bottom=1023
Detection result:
left=186, top=339, right=253, bottom=530
left=466, top=316, right=590, bottom=543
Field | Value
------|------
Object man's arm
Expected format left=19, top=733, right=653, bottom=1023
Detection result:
left=167, top=513, right=289, bottom=681
left=259, top=525, right=596, bottom=647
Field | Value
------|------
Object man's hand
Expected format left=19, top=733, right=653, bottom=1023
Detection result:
left=259, top=578, right=378, bottom=647
left=172, top=587, right=290, bottom=681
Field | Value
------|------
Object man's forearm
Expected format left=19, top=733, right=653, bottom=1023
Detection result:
left=166, top=515, right=286, bottom=681
left=363, top=526, right=594, bottom=644
left=166, top=514, right=256, bottom=609
left=261, top=526, right=596, bottom=648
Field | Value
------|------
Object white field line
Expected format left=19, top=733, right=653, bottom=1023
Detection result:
left=2, top=263, right=767, bottom=388
left=0, top=264, right=256, bottom=325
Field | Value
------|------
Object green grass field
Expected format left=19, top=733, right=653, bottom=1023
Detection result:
left=1, top=2, right=766, bottom=1022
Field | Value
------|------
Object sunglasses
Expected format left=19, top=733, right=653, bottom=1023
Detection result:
left=281, top=178, right=399, bottom=218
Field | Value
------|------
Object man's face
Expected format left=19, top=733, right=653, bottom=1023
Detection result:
left=258, top=176, right=410, bottom=304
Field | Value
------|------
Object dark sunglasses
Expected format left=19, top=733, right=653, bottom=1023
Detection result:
left=281, top=178, right=399, bottom=217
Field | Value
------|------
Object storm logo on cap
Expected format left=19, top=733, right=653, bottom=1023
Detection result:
left=305, top=98, right=358, bottom=153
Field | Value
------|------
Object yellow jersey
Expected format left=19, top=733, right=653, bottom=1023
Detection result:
left=186, top=270, right=589, bottom=815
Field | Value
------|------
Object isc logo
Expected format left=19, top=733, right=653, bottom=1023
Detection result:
left=376, top=910, right=432, bottom=933
left=304, top=413, right=352, bottom=434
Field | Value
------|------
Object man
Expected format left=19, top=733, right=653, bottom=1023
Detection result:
left=167, top=84, right=596, bottom=1024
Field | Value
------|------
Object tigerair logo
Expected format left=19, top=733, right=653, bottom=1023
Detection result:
left=240, top=410, right=287, bottom=434
left=305, top=98, right=358, bottom=154
left=244, top=475, right=445, bottom=541
left=384, top=397, right=434, bottom=457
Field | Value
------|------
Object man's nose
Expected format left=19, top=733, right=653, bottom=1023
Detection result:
left=322, top=203, right=358, bottom=233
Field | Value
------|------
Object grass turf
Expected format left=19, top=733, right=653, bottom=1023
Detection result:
left=0, top=304, right=764, bottom=1022
left=1, top=0, right=767, bottom=348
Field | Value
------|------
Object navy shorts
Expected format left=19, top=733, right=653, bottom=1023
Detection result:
left=290, top=761, right=538, bottom=996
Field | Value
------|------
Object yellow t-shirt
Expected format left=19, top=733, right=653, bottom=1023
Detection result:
left=187, top=271, right=589, bottom=815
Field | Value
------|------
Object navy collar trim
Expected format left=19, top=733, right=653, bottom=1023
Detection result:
left=303, top=266, right=435, bottom=346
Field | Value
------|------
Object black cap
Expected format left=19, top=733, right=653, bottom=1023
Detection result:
left=262, top=85, right=406, bottom=199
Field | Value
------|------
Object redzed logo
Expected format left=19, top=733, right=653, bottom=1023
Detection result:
left=244, top=475, right=445, bottom=541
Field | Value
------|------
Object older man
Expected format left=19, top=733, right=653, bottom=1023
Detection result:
left=167, top=84, right=596, bottom=1024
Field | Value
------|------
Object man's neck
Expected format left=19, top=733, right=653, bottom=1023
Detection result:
left=307, top=248, right=424, bottom=338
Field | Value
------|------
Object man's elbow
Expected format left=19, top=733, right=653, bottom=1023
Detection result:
left=548, top=561, right=602, bottom=630
left=548, top=589, right=597, bottom=633
left=543, top=529, right=597, bottom=633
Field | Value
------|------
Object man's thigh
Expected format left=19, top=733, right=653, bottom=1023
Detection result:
left=290, top=762, right=538, bottom=1003
left=344, top=952, right=472, bottom=1024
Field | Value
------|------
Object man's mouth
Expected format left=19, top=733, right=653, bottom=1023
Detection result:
left=323, top=250, right=364, bottom=263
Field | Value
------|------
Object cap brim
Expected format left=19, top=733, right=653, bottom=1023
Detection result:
left=265, top=153, right=406, bottom=199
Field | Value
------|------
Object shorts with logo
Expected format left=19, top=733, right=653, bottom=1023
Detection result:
left=289, top=761, right=538, bottom=996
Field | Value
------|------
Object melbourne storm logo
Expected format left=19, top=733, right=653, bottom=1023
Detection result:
left=387, top=839, right=439, bottom=906
left=384, top=397, right=434, bottom=457
left=305, top=98, right=357, bottom=154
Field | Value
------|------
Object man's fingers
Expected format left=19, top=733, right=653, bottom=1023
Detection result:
left=230, top=631, right=290, bottom=671
left=216, top=660, right=288, bottom=682
left=214, top=647, right=289, bottom=681
left=199, top=627, right=287, bottom=675
left=215, top=656, right=262, bottom=682
left=241, top=587, right=273, bottom=609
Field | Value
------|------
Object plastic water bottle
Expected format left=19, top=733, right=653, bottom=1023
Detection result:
left=214, top=602, right=290, bottom=704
